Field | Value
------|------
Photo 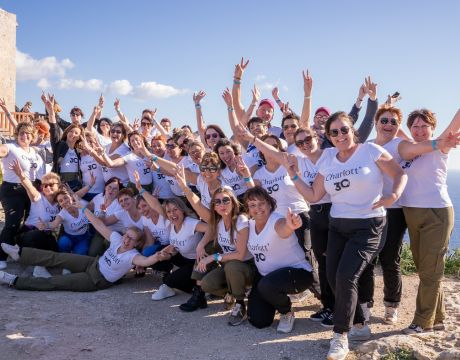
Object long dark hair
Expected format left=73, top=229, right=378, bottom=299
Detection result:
left=209, top=187, right=241, bottom=246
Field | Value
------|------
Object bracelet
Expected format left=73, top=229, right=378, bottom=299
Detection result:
left=243, top=176, right=252, bottom=183
left=213, top=253, right=220, bottom=262
left=275, top=99, right=282, bottom=104
left=82, top=206, right=87, bottom=214
left=431, top=139, right=438, bottom=150
left=234, top=76, right=241, bottom=81
left=139, top=188, right=146, bottom=195
left=152, top=155, right=158, bottom=162
left=291, top=174, right=299, bottom=181
left=227, top=106, right=234, bottom=112
left=249, top=103, right=257, bottom=107
left=156, top=167, right=161, bottom=173
left=304, top=96, right=311, bottom=100
left=195, top=103, right=201, bottom=109
left=233, top=79, right=241, bottom=85
left=357, top=98, right=363, bottom=102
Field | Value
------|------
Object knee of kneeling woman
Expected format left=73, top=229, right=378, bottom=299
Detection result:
left=248, top=314, right=273, bottom=329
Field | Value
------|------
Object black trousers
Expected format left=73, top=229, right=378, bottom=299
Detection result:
left=327, top=216, right=385, bottom=334
left=0, top=182, right=31, bottom=261
left=309, top=203, right=335, bottom=310
left=16, top=226, right=58, bottom=252
left=162, top=253, right=196, bottom=293
left=247, top=267, right=313, bottom=329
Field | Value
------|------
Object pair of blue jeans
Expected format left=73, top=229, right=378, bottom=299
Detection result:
left=58, top=231, right=92, bottom=255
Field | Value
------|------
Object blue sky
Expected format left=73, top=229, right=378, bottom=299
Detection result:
left=2, top=0, right=460, bottom=165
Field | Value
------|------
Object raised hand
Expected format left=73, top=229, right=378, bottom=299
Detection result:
left=193, top=90, right=206, bottom=104
left=285, top=207, right=302, bottom=230
left=98, top=93, right=104, bottom=108
left=365, top=76, right=377, bottom=101
left=437, top=130, right=460, bottom=151
left=114, top=98, right=120, bottom=111
left=358, top=83, right=367, bottom=101
left=272, top=87, right=279, bottom=100
left=234, top=57, right=249, bottom=79
left=234, top=155, right=250, bottom=177
left=40, top=91, right=47, bottom=104
left=281, top=102, right=292, bottom=117
left=222, top=88, right=233, bottom=107
left=132, top=118, right=139, bottom=131
left=89, top=171, right=96, bottom=187
left=281, top=153, right=298, bottom=178
left=302, top=70, right=313, bottom=96
left=8, top=159, right=24, bottom=179
left=150, top=108, right=157, bottom=120
left=133, top=170, right=143, bottom=191
left=236, top=124, right=254, bottom=142
left=0, top=97, right=8, bottom=112
left=152, top=186, right=161, bottom=198
left=174, top=164, right=187, bottom=189
left=93, top=105, right=102, bottom=118
left=252, top=84, right=260, bottom=104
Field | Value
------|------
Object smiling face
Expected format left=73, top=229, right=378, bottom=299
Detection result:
left=205, top=128, right=221, bottom=149
left=188, top=144, right=205, bottom=164
left=314, top=110, right=329, bottom=130
left=118, top=194, right=134, bottom=210
left=256, top=104, right=274, bottom=122
left=99, top=120, right=111, bottom=136
left=166, top=139, right=181, bottom=158
left=282, top=118, right=299, bottom=143
left=129, top=134, right=144, bottom=152
left=212, top=192, right=233, bottom=217
left=137, top=198, right=152, bottom=217
left=160, top=120, right=171, bottom=133
left=66, top=128, right=81, bottom=143
left=41, top=179, right=60, bottom=197
left=70, top=110, right=82, bottom=125
left=410, top=116, right=434, bottom=142
left=110, top=125, right=124, bottom=144
left=295, top=130, right=318, bottom=156
left=105, top=181, right=120, bottom=199
left=165, top=203, right=184, bottom=226
left=376, top=110, right=401, bottom=142
left=151, top=139, right=166, bottom=157
left=217, top=145, right=235, bottom=166
left=249, top=121, right=267, bottom=138
left=246, top=197, right=271, bottom=223
left=56, top=193, right=73, bottom=210
left=200, top=161, right=220, bottom=183
left=121, top=229, right=141, bottom=249
left=328, top=117, right=355, bottom=151
left=177, top=135, right=192, bottom=153
left=17, top=128, right=34, bottom=147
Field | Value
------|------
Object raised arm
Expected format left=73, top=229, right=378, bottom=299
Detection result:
left=241, top=84, right=260, bottom=124
left=349, top=82, right=368, bottom=123
left=0, top=97, right=17, bottom=128
left=356, top=77, right=378, bottom=143
left=87, top=103, right=103, bottom=132
left=82, top=207, right=112, bottom=240
left=398, top=131, right=460, bottom=160
left=134, top=170, right=166, bottom=217
left=114, top=98, right=134, bottom=133
left=439, top=108, right=460, bottom=140
left=223, top=88, right=247, bottom=148
left=299, top=70, right=313, bottom=128
left=193, top=91, right=207, bottom=145
left=232, top=57, right=249, bottom=120
left=275, top=208, right=302, bottom=239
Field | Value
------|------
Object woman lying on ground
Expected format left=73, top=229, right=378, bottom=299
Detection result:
left=0, top=202, right=167, bottom=292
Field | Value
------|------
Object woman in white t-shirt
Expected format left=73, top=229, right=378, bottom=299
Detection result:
left=150, top=135, right=174, bottom=201
left=0, top=205, right=168, bottom=292
left=0, top=121, right=42, bottom=269
left=291, top=112, right=406, bottom=358
left=243, top=186, right=313, bottom=334
left=102, top=188, right=143, bottom=232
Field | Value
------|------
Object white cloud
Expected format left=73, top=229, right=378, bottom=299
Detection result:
left=57, top=78, right=104, bottom=91
left=258, top=82, right=276, bottom=91
left=16, top=50, right=74, bottom=81
left=282, top=85, right=289, bottom=92
left=255, top=74, right=266, bottom=82
left=132, top=81, right=187, bottom=99
left=108, top=80, right=133, bottom=96
left=37, top=78, right=51, bottom=89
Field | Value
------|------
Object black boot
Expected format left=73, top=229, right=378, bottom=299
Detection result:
left=179, top=285, right=207, bottom=312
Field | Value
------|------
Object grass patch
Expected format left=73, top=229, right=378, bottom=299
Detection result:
left=382, top=348, right=415, bottom=360
left=400, top=243, right=460, bottom=277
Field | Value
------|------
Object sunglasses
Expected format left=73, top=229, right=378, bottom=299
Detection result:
left=200, top=166, right=219, bottom=173
left=166, top=144, right=178, bottom=149
left=43, top=182, right=58, bottom=188
left=179, top=138, right=191, bottom=148
left=110, top=129, right=123, bottom=134
left=380, top=117, right=398, bottom=126
left=205, top=133, right=219, bottom=140
left=141, top=122, right=152, bottom=127
left=329, top=126, right=350, bottom=137
left=283, top=124, right=298, bottom=131
left=214, top=197, right=231, bottom=205
left=70, top=112, right=81, bottom=116
left=295, top=136, right=314, bottom=147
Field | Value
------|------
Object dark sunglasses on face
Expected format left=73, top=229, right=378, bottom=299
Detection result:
left=295, top=136, right=314, bottom=147
left=283, top=124, right=298, bottom=131
left=214, top=196, right=231, bottom=205
left=166, top=143, right=178, bottom=149
left=70, top=112, right=81, bottom=116
left=179, top=138, right=191, bottom=148
left=205, top=133, right=219, bottom=140
left=141, top=121, right=152, bottom=127
left=42, top=182, right=58, bottom=188
left=329, top=126, right=350, bottom=137
left=380, top=117, right=398, bottom=126
left=110, top=129, right=122, bottom=134
left=200, top=166, right=219, bottom=173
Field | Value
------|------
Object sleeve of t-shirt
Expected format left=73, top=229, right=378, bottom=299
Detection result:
left=236, top=215, right=249, bottom=231
left=185, top=217, right=201, bottom=233
left=114, top=210, right=124, bottom=220
left=109, top=231, right=123, bottom=245
left=367, top=142, right=389, bottom=162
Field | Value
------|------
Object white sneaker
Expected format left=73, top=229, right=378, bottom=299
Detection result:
left=62, top=268, right=71, bottom=275
left=1, top=243, right=20, bottom=261
left=0, top=261, right=7, bottom=270
left=0, top=270, right=17, bottom=286
left=33, top=266, right=52, bottom=278
left=288, top=289, right=312, bottom=303
left=384, top=306, right=398, bottom=325
left=277, top=311, right=295, bottom=333
left=327, top=333, right=349, bottom=360
left=360, top=302, right=371, bottom=323
left=348, top=324, right=371, bottom=341
left=151, top=284, right=176, bottom=301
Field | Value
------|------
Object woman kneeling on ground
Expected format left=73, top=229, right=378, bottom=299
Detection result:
left=0, top=203, right=168, bottom=291
left=243, top=186, right=314, bottom=333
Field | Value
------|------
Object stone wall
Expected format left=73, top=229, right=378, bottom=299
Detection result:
left=0, top=8, right=17, bottom=111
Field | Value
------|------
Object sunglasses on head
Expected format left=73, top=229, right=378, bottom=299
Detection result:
left=213, top=196, right=231, bottom=205
left=205, top=133, right=219, bottom=140
left=329, top=126, right=350, bottom=137
left=200, top=165, right=219, bottom=173
left=380, top=117, right=398, bottom=126
left=295, top=136, right=314, bottom=147
left=283, top=124, right=298, bottom=131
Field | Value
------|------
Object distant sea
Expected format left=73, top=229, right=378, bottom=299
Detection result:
left=402, top=170, right=460, bottom=250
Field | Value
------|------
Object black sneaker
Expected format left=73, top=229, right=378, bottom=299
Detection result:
left=310, top=308, right=332, bottom=322
left=179, top=286, right=207, bottom=312
left=321, top=312, right=334, bottom=328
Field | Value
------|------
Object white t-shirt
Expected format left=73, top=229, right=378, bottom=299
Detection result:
left=296, top=154, right=331, bottom=205
left=80, top=154, right=105, bottom=194
left=247, top=212, right=312, bottom=276
left=60, top=148, right=79, bottom=174
left=243, top=145, right=263, bottom=169
left=142, top=214, right=170, bottom=246
left=287, top=143, right=304, bottom=157
left=25, top=193, right=59, bottom=227
left=217, top=215, right=252, bottom=261
left=253, top=165, right=310, bottom=214
left=98, top=232, right=139, bottom=283
left=122, top=152, right=152, bottom=185
left=398, top=149, right=452, bottom=208
left=95, top=132, right=112, bottom=147
left=102, top=143, right=130, bottom=185
left=195, top=174, right=213, bottom=209
left=1, top=144, right=42, bottom=183
left=220, top=167, right=246, bottom=197
left=58, top=208, right=89, bottom=235
left=114, top=210, right=144, bottom=232
left=318, top=142, right=387, bottom=219
left=152, top=170, right=175, bottom=199
left=169, top=217, right=203, bottom=260
left=92, top=194, right=123, bottom=232
left=164, top=156, right=187, bottom=196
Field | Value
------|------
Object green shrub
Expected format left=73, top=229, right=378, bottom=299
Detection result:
left=382, top=348, right=415, bottom=360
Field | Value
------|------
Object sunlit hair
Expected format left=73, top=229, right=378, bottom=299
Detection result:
left=53, top=188, right=72, bottom=203
left=259, top=134, right=285, bottom=164
left=407, top=108, right=437, bottom=129
left=117, top=187, right=135, bottom=200
left=209, top=187, right=241, bottom=247
left=14, top=121, right=37, bottom=143
left=325, top=111, right=359, bottom=144
left=374, top=106, right=403, bottom=125
left=214, top=139, right=241, bottom=169
left=162, top=197, right=196, bottom=219
left=61, top=124, right=83, bottom=142
left=200, top=152, right=221, bottom=169
left=35, top=119, right=50, bottom=140
left=243, top=186, right=277, bottom=215
left=41, top=172, right=61, bottom=187
left=127, top=131, right=149, bottom=150
left=126, top=226, right=145, bottom=249
left=151, top=134, right=166, bottom=144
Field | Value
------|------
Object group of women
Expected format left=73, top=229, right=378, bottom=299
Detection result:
left=0, top=59, right=459, bottom=360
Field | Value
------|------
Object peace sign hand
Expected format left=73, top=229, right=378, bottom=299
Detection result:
left=286, top=207, right=302, bottom=230
left=234, top=57, right=249, bottom=79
